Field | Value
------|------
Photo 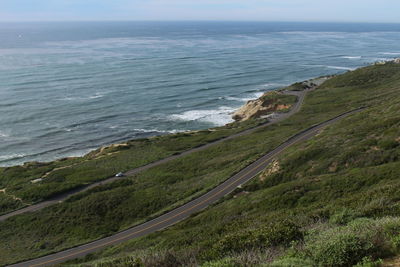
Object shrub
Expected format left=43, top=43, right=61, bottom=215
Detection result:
left=308, top=232, right=369, bottom=266
left=270, top=256, right=314, bottom=267
left=380, top=217, right=400, bottom=250
left=305, top=218, right=393, bottom=266
left=378, top=139, right=399, bottom=150
left=201, top=258, right=239, bottom=267
left=353, top=257, right=383, bottom=267
left=214, top=220, right=302, bottom=254
left=329, top=208, right=361, bottom=225
left=94, top=256, right=144, bottom=267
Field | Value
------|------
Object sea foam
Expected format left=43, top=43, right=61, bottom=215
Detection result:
left=341, top=56, right=362, bottom=59
left=379, top=52, right=400, bottom=55
left=59, top=93, right=105, bottom=101
left=325, top=66, right=356, bottom=71
left=170, top=106, right=236, bottom=126
left=303, top=64, right=356, bottom=71
left=222, top=92, right=263, bottom=103
left=132, top=128, right=183, bottom=134
left=0, top=153, right=26, bottom=162
left=0, top=131, right=9, bottom=139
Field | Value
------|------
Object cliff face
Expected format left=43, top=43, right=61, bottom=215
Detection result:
left=232, top=92, right=291, bottom=121
left=232, top=91, right=295, bottom=122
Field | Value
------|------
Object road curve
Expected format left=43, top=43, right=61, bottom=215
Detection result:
left=9, top=107, right=364, bottom=267
left=0, top=90, right=307, bottom=222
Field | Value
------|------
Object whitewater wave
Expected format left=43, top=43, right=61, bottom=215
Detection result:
left=58, top=93, right=105, bottom=101
left=253, top=92, right=264, bottom=98
left=260, top=83, right=286, bottom=89
left=303, top=64, right=356, bottom=71
left=0, top=131, right=9, bottom=139
left=108, top=126, right=184, bottom=134
left=220, top=83, right=280, bottom=104
left=325, top=66, right=356, bottom=71
left=222, top=92, right=264, bottom=103
left=341, top=56, right=362, bottom=59
left=89, top=94, right=104, bottom=99
left=379, top=52, right=400, bottom=55
left=223, top=96, right=250, bottom=102
left=169, top=106, right=236, bottom=126
left=132, top=128, right=183, bottom=134
left=370, top=57, right=391, bottom=62
left=0, top=153, right=26, bottom=162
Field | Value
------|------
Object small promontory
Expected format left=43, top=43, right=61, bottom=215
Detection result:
left=232, top=77, right=331, bottom=122
left=232, top=91, right=297, bottom=122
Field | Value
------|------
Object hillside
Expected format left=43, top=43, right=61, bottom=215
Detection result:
left=1, top=61, right=400, bottom=266
left=0, top=117, right=265, bottom=215
left=66, top=62, right=400, bottom=267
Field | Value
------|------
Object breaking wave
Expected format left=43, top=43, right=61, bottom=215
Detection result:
left=169, top=106, right=236, bottom=126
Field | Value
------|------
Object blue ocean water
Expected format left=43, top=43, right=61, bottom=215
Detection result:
left=1, top=21, right=400, bottom=166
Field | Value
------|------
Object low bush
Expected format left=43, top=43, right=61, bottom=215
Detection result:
left=270, top=256, right=313, bottom=267
left=329, top=208, right=362, bottom=225
left=0, top=193, right=24, bottom=215
left=214, top=220, right=302, bottom=254
left=304, top=218, right=398, bottom=266
left=201, top=258, right=238, bottom=267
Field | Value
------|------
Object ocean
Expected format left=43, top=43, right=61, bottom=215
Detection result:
left=1, top=21, right=400, bottom=166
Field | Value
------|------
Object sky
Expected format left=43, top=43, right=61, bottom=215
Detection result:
left=0, top=0, right=400, bottom=23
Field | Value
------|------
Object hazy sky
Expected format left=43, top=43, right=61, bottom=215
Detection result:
left=0, top=0, right=400, bottom=23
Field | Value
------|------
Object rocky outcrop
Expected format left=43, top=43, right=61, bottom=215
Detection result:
left=289, top=77, right=331, bottom=91
left=232, top=91, right=292, bottom=122
left=376, top=58, right=400, bottom=65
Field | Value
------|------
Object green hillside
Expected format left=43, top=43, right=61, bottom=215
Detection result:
left=1, top=62, right=400, bottom=266
left=0, top=116, right=264, bottom=215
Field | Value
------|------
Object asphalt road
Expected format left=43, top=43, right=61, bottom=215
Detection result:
left=9, top=107, right=364, bottom=267
left=0, top=90, right=306, bottom=222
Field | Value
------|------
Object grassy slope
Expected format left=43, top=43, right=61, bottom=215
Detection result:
left=0, top=100, right=311, bottom=265
left=59, top=62, right=400, bottom=267
left=260, top=92, right=298, bottom=113
left=0, top=118, right=264, bottom=214
left=1, top=63, right=399, bottom=266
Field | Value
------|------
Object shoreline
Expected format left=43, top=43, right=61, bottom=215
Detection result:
left=0, top=76, right=337, bottom=169
left=0, top=77, right=311, bottom=221
left=2, top=59, right=398, bottom=169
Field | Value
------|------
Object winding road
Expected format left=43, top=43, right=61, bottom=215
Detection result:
left=1, top=90, right=306, bottom=222
left=9, top=105, right=364, bottom=267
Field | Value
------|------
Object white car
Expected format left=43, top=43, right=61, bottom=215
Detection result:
left=115, top=172, right=125, bottom=177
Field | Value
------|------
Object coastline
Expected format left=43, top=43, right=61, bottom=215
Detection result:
left=0, top=74, right=312, bottom=221
left=0, top=76, right=335, bottom=169
left=2, top=58, right=399, bottom=169
left=2, top=21, right=400, bottom=169
left=2, top=53, right=400, bottom=264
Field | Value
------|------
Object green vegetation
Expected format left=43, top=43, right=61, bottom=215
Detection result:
left=1, top=62, right=400, bottom=266
left=285, top=81, right=310, bottom=91
left=0, top=118, right=264, bottom=214
left=0, top=192, right=24, bottom=215
left=259, top=91, right=298, bottom=113
left=212, top=220, right=302, bottom=255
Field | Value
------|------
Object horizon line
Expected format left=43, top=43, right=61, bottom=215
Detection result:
left=1, top=20, right=400, bottom=24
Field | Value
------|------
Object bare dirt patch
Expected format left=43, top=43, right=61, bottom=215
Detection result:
left=260, top=160, right=280, bottom=181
